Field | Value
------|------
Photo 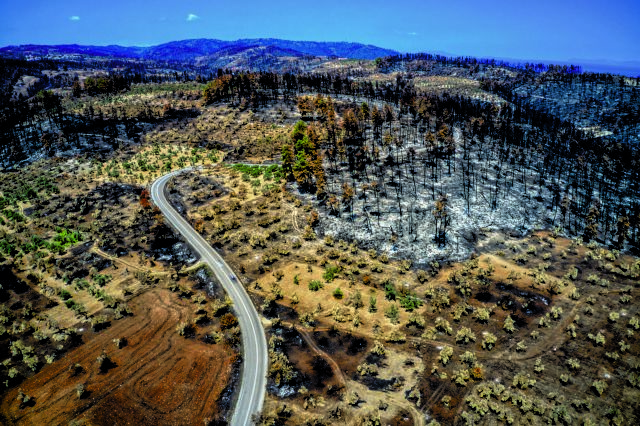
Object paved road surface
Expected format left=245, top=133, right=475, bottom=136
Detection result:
left=151, top=168, right=267, bottom=426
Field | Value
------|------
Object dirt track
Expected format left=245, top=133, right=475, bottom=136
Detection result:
left=0, top=288, right=235, bottom=426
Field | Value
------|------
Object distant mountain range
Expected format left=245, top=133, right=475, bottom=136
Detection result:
left=0, top=38, right=399, bottom=62
left=3, top=39, right=637, bottom=76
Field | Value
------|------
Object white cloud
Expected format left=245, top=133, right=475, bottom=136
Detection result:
left=69, top=16, right=80, bottom=21
left=186, top=13, right=200, bottom=22
left=408, top=32, right=418, bottom=36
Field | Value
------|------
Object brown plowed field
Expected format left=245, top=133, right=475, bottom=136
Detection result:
left=0, top=289, right=235, bottom=426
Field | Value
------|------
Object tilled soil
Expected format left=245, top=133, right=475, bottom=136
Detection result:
left=0, top=288, right=236, bottom=426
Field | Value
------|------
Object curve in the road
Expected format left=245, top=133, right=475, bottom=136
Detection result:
left=151, top=167, right=268, bottom=426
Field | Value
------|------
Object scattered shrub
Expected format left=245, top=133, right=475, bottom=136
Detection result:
left=308, top=280, right=323, bottom=291
left=332, top=287, right=344, bottom=299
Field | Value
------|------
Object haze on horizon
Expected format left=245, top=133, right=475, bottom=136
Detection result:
left=1, top=0, right=639, bottom=66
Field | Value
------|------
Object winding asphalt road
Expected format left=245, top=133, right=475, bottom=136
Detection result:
left=151, top=167, right=267, bottom=426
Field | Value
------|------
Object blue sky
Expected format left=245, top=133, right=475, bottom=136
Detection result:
left=1, top=0, right=639, bottom=63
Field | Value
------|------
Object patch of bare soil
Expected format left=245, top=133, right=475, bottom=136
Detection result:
left=0, top=288, right=236, bottom=426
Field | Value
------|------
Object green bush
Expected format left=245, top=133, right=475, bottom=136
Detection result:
left=229, top=164, right=284, bottom=181
left=46, top=228, right=82, bottom=254
left=384, top=282, right=398, bottom=301
left=385, top=304, right=399, bottom=324
left=2, top=209, right=25, bottom=223
left=369, top=296, right=377, bottom=312
left=21, top=235, right=46, bottom=254
left=0, top=239, right=16, bottom=256
left=323, top=265, right=340, bottom=282
left=93, top=274, right=113, bottom=287
left=333, top=287, right=344, bottom=299
left=308, top=280, right=323, bottom=291
left=400, top=294, right=423, bottom=311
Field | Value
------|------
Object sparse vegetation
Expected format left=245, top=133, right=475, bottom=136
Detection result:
left=0, top=46, right=638, bottom=426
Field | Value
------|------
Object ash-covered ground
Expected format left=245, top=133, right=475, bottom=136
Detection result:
left=304, top=127, right=568, bottom=264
